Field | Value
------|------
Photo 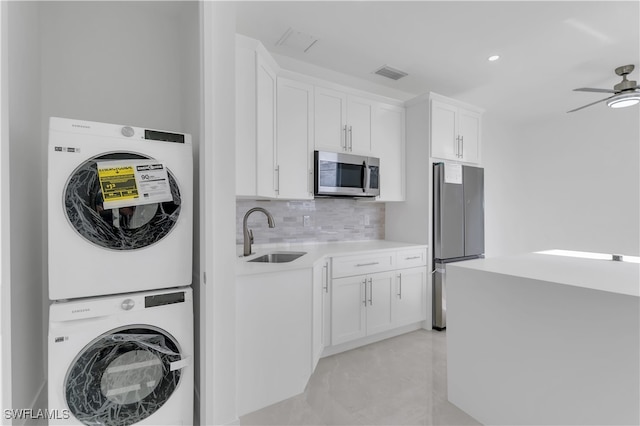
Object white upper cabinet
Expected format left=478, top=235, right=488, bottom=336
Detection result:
left=314, top=87, right=347, bottom=153
left=236, top=35, right=406, bottom=201
left=235, top=35, right=278, bottom=198
left=314, top=87, right=374, bottom=155
left=458, top=108, right=481, bottom=164
left=276, top=77, right=314, bottom=200
left=430, top=93, right=483, bottom=164
left=373, top=103, right=405, bottom=202
left=346, top=95, right=374, bottom=155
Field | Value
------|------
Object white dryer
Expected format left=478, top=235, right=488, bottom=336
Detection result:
left=48, top=287, right=193, bottom=426
left=48, top=117, right=193, bottom=300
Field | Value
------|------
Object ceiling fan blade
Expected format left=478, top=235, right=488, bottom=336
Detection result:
left=567, top=95, right=615, bottom=113
left=573, top=87, right=617, bottom=94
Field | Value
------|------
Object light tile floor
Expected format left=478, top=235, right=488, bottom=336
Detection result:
left=240, top=330, right=481, bottom=425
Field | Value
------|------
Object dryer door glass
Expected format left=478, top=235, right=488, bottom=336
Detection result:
left=64, top=152, right=181, bottom=250
left=64, top=327, right=184, bottom=426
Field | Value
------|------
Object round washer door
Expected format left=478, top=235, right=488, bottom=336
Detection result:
left=64, top=327, right=184, bottom=426
left=64, top=152, right=181, bottom=251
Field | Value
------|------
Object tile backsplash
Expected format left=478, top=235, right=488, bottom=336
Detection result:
left=236, top=199, right=385, bottom=245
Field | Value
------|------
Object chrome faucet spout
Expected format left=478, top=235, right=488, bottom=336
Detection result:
left=242, top=207, right=276, bottom=256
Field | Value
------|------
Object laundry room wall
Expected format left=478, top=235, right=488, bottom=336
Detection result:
left=6, top=0, right=47, bottom=417
left=39, top=1, right=194, bottom=133
left=35, top=0, right=199, bottom=417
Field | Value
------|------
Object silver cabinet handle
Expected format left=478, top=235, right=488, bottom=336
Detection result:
left=356, top=262, right=379, bottom=267
left=368, top=278, right=373, bottom=305
left=460, top=135, right=464, bottom=158
left=308, top=169, right=314, bottom=196
left=342, top=125, right=348, bottom=151
left=397, top=274, right=402, bottom=299
left=362, top=278, right=367, bottom=306
left=323, top=263, right=329, bottom=293
left=348, top=125, right=353, bottom=151
left=275, top=165, right=280, bottom=193
left=405, top=256, right=421, bottom=260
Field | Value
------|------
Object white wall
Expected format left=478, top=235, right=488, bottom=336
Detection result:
left=40, top=1, right=191, bottom=132
left=199, top=2, right=238, bottom=425
left=7, top=1, right=46, bottom=418
left=483, top=106, right=640, bottom=256
left=0, top=0, right=10, bottom=416
left=1, top=0, right=200, bottom=420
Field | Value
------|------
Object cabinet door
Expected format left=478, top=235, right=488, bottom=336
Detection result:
left=394, top=267, right=427, bottom=327
left=235, top=46, right=258, bottom=196
left=255, top=54, right=277, bottom=197
left=277, top=78, right=314, bottom=199
left=312, top=262, right=326, bottom=370
left=323, top=263, right=331, bottom=348
left=374, top=103, right=405, bottom=201
left=366, top=272, right=395, bottom=335
left=430, top=99, right=458, bottom=161
left=331, top=275, right=367, bottom=345
left=314, top=87, right=347, bottom=152
left=347, top=95, right=374, bottom=154
left=458, top=108, right=481, bottom=164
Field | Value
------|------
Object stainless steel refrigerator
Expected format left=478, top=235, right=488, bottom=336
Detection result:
left=433, top=163, right=484, bottom=330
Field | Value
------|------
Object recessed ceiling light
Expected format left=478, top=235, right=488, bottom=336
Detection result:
left=488, top=55, right=500, bottom=62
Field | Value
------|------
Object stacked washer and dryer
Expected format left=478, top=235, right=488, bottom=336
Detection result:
left=47, top=117, right=194, bottom=426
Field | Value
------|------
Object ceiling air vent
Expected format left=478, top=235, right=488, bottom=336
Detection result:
left=373, top=65, right=408, bottom=81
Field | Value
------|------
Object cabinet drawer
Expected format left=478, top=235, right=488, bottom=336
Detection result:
left=331, top=251, right=396, bottom=278
left=396, top=248, right=427, bottom=269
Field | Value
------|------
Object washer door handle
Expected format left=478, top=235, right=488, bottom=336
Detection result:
left=170, top=356, right=191, bottom=371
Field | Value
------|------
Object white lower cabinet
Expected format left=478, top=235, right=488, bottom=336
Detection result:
left=329, top=248, right=428, bottom=346
left=394, top=267, right=427, bottom=327
left=312, top=260, right=329, bottom=370
left=331, top=271, right=395, bottom=345
left=237, top=269, right=312, bottom=416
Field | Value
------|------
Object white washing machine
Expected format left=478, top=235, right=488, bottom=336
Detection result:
left=48, top=117, right=193, bottom=300
left=48, top=287, right=193, bottom=426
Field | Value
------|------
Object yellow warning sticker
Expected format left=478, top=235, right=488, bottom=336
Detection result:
left=97, top=165, right=139, bottom=203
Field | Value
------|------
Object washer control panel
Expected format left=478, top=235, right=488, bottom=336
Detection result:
left=120, top=298, right=136, bottom=310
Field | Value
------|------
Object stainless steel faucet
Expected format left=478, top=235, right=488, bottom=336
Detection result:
left=242, top=207, right=276, bottom=256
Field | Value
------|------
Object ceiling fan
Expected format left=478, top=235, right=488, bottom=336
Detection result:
left=568, top=64, right=640, bottom=113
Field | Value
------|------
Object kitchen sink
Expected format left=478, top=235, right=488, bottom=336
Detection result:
left=248, top=251, right=307, bottom=263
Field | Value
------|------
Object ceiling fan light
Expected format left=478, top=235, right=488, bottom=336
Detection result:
left=607, top=92, right=640, bottom=108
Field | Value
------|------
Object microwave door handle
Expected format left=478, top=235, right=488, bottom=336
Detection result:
left=362, top=161, right=368, bottom=193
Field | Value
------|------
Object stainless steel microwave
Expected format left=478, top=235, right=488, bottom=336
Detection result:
left=314, top=151, right=380, bottom=197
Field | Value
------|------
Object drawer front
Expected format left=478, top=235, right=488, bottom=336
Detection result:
left=331, top=251, right=396, bottom=278
left=396, top=248, right=427, bottom=269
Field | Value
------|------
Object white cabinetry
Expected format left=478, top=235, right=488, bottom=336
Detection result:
left=312, top=260, right=329, bottom=370
left=237, top=269, right=312, bottom=415
left=374, top=103, right=405, bottom=201
left=237, top=34, right=406, bottom=201
left=430, top=93, right=483, bottom=164
left=330, top=248, right=428, bottom=346
left=235, top=35, right=278, bottom=198
left=331, top=271, right=395, bottom=345
left=314, top=87, right=374, bottom=155
left=276, top=77, right=314, bottom=199
left=394, top=267, right=427, bottom=327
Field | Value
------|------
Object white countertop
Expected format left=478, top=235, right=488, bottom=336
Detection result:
left=449, top=252, right=640, bottom=297
left=236, top=240, right=427, bottom=276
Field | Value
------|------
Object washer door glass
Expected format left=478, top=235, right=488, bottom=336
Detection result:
left=65, top=327, right=184, bottom=426
left=64, top=152, right=181, bottom=250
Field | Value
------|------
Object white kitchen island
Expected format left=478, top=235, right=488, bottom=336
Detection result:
left=446, top=252, right=639, bottom=425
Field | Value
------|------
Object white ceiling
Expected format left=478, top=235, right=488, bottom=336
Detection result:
left=235, top=1, right=640, bottom=125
